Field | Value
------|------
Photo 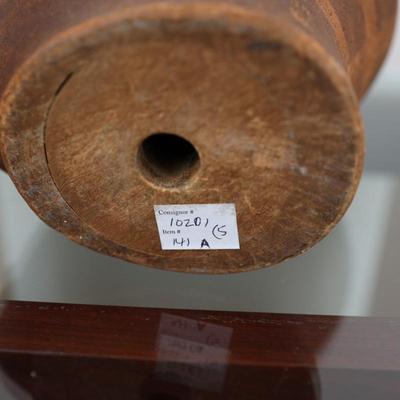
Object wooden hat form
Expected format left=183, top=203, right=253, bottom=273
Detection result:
left=0, top=1, right=397, bottom=273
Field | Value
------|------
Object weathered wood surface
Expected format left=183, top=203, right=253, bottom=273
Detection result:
left=0, top=1, right=397, bottom=272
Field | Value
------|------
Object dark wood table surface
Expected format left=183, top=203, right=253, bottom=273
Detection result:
left=0, top=300, right=399, bottom=399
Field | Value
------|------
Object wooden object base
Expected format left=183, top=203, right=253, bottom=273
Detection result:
left=0, top=2, right=396, bottom=273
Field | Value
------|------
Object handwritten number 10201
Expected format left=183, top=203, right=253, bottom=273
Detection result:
left=170, top=217, right=209, bottom=228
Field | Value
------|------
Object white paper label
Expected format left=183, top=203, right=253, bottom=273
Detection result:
left=154, top=204, right=240, bottom=250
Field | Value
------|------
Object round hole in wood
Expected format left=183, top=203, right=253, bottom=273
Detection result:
left=0, top=4, right=367, bottom=273
left=137, top=132, right=200, bottom=188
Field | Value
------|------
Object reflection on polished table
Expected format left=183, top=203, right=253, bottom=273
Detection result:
left=0, top=301, right=399, bottom=399
left=0, top=5, right=400, bottom=400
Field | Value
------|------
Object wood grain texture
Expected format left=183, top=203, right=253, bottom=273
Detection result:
left=0, top=301, right=400, bottom=399
left=0, top=1, right=397, bottom=273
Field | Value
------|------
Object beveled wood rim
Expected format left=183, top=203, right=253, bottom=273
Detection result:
left=0, top=2, right=363, bottom=273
